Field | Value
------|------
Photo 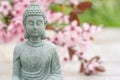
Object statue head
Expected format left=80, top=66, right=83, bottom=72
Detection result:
left=23, top=2, right=47, bottom=39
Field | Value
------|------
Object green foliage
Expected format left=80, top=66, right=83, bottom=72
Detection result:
left=80, top=0, right=120, bottom=27
left=8, top=0, right=13, bottom=4
left=49, top=3, right=72, bottom=15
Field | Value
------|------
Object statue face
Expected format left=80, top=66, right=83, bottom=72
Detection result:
left=25, top=15, right=45, bottom=38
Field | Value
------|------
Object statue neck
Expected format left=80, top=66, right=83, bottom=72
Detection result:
left=29, top=36, right=42, bottom=42
left=26, top=36, right=44, bottom=47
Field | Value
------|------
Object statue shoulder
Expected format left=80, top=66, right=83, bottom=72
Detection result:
left=43, top=40, right=56, bottom=49
left=14, top=42, right=25, bottom=54
left=13, top=42, right=25, bottom=59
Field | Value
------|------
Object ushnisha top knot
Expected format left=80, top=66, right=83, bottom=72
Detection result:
left=23, top=2, right=47, bottom=26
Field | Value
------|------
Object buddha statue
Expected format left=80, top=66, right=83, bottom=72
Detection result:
left=12, top=2, right=63, bottom=80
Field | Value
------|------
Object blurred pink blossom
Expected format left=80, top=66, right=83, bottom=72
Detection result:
left=47, top=21, right=102, bottom=50
left=46, top=21, right=102, bottom=67
left=70, top=0, right=78, bottom=5
left=58, top=15, right=69, bottom=24
left=46, top=10, right=63, bottom=24
left=12, top=0, right=30, bottom=16
left=82, top=23, right=102, bottom=40
left=0, top=1, right=12, bottom=16
left=36, top=0, right=58, bottom=10
left=83, top=56, right=105, bottom=75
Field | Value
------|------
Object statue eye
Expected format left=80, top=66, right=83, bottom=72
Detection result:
left=37, top=21, right=42, bottom=25
left=29, top=21, right=34, bottom=25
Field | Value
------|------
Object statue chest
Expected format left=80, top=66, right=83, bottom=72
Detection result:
left=20, top=46, right=51, bottom=72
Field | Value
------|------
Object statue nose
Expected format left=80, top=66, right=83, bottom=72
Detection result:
left=33, top=24, right=37, bottom=30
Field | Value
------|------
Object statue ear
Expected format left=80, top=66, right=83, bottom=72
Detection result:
left=41, top=32, right=46, bottom=40
left=24, top=31, right=29, bottom=39
left=23, top=20, right=29, bottom=39
left=24, top=26, right=29, bottom=39
left=23, top=20, right=25, bottom=27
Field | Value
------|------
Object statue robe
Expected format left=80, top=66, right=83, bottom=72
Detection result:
left=12, top=40, right=63, bottom=80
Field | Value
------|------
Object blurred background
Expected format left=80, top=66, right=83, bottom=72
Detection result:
left=0, top=0, right=120, bottom=80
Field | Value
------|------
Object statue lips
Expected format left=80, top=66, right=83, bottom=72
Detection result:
left=32, top=30, right=42, bottom=36
left=32, top=30, right=38, bottom=33
left=32, top=30, right=39, bottom=36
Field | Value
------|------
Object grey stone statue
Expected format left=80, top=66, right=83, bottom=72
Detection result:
left=12, top=2, right=63, bottom=80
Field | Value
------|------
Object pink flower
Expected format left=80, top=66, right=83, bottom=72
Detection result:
left=80, top=41, right=90, bottom=52
left=76, top=51, right=87, bottom=59
left=82, top=23, right=96, bottom=33
left=10, top=16, right=24, bottom=38
left=0, top=1, right=12, bottom=16
left=46, top=10, right=63, bottom=24
left=49, top=20, right=82, bottom=47
left=82, top=23, right=90, bottom=31
left=36, top=0, right=58, bottom=10
left=0, top=21, right=5, bottom=29
left=12, top=0, right=30, bottom=16
left=64, top=20, right=81, bottom=32
left=0, top=29, right=13, bottom=43
left=56, top=46, right=69, bottom=63
left=81, top=56, right=105, bottom=75
left=0, top=16, right=24, bottom=42
left=70, top=0, right=78, bottom=5
left=96, top=25, right=102, bottom=32
left=63, top=21, right=82, bottom=46
left=58, top=15, right=69, bottom=24
left=82, top=23, right=102, bottom=40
